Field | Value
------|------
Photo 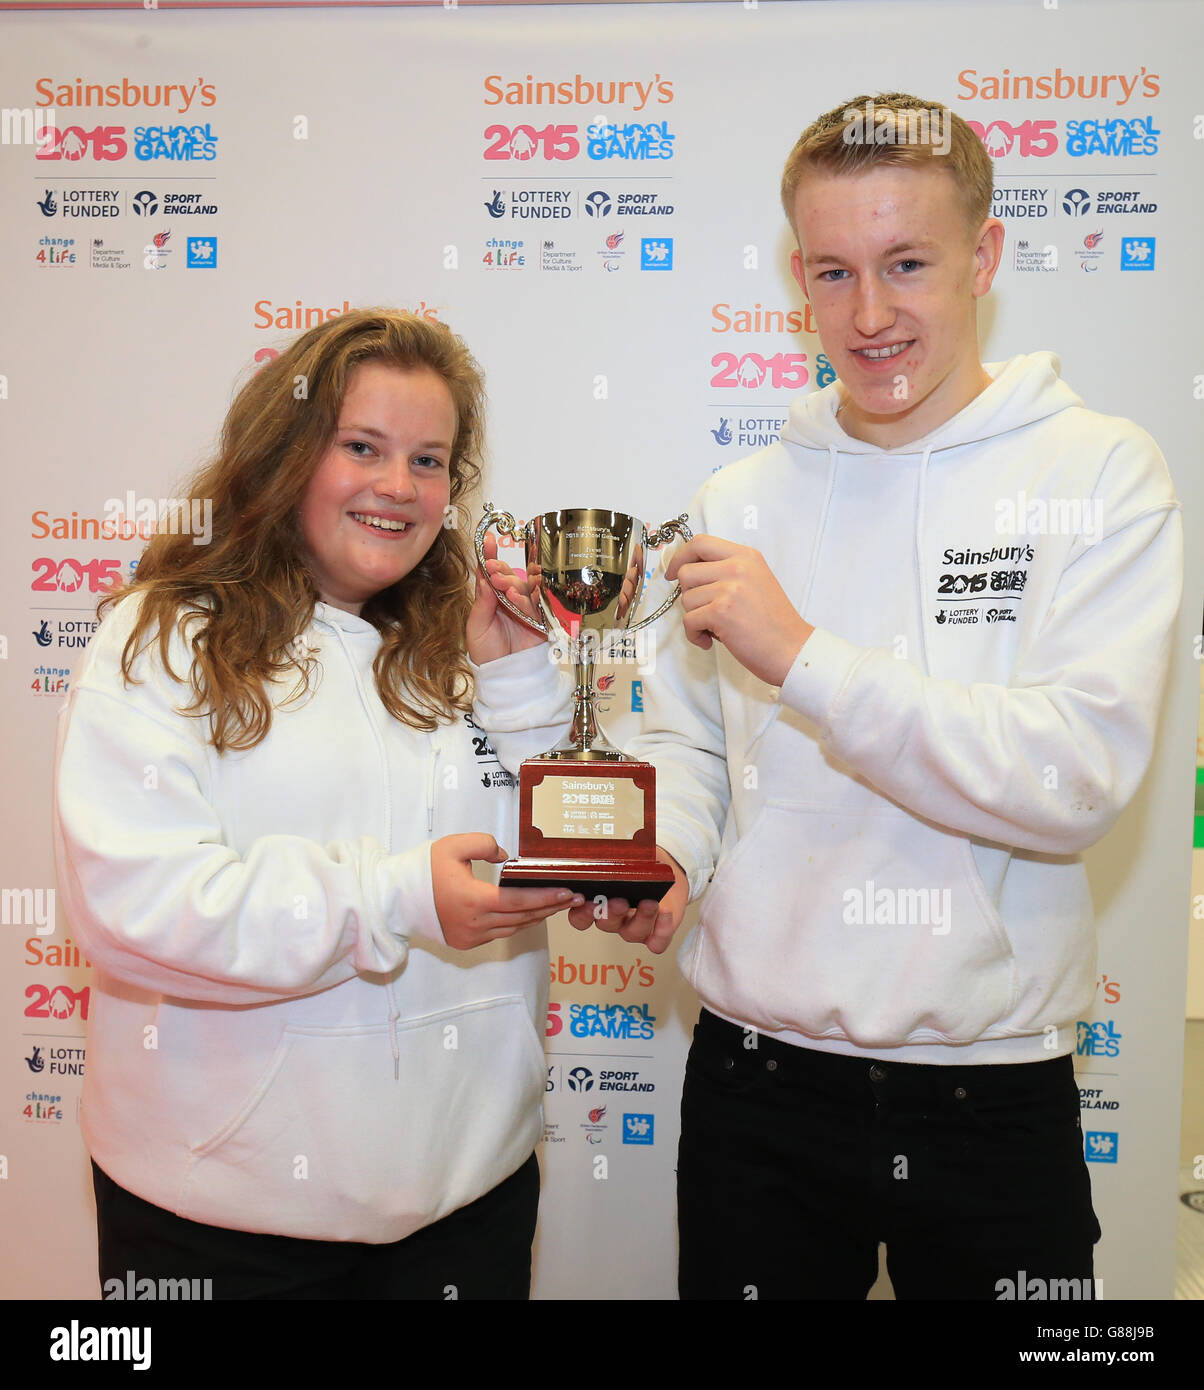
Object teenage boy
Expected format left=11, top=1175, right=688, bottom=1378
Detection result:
left=570, top=92, right=1182, bottom=1299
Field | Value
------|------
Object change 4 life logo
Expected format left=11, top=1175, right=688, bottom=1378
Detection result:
left=23, top=1090, right=64, bottom=1123
left=482, top=236, right=526, bottom=268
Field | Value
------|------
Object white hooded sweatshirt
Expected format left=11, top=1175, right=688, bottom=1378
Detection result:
left=53, top=594, right=570, bottom=1241
left=630, top=353, right=1182, bottom=1062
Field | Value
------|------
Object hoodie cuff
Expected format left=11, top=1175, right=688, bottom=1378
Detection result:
left=378, top=841, right=446, bottom=947
left=778, top=627, right=865, bottom=725
left=471, top=643, right=571, bottom=732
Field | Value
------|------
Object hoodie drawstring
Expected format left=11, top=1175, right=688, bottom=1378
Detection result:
left=915, top=446, right=935, bottom=675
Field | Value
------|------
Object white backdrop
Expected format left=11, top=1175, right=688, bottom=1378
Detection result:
left=1, top=0, right=1200, bottom=1302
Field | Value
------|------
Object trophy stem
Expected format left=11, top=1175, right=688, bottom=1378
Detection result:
left=544, top=645, right=627, bottom=761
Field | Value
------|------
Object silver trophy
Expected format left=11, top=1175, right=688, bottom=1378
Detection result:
left=473, top=505, right=692, bottom=901
left=474, top=506, right=692, bottom=759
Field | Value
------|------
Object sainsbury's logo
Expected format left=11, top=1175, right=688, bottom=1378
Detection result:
left=954, top=66, right=1159, bottom=106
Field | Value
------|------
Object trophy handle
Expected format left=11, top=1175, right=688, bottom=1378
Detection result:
left=474, top=504, right=549, bottom=638
left=622, top=513, right=694, bottom=635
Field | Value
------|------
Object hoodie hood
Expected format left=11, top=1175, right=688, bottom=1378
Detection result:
left=782, top=352, right=1086, bottom=456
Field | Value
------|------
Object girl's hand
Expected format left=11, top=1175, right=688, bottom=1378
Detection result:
left=467, top=533, right=548, bottom=665
left=431, top=833, right=582, bottom=950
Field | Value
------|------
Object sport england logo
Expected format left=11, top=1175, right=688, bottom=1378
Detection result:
left=584, top=190, right=611, bottom=217
left=1120, top=236, right=1155, bottom=270
left=567, top=1065, right=594, bottom=1092
left=1062, top=188, right=1091, bottom=216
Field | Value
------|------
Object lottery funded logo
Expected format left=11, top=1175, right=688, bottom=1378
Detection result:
left=991, top=187, right=1051, bottom=219
left=483, top=187, right=574, bottom=219
left=35, top=187, right=120, bottom=218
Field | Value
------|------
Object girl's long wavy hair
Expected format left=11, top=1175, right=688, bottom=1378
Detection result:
left=99, top=309, right=486, bottom=751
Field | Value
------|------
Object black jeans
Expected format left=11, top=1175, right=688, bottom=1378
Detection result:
left=92, top=1152, right=540, bottom=1300
left=678, top=1009, right=1100, bottom=1300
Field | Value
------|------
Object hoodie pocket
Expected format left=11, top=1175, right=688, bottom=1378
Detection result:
left=177, top=995, right=545, bottom=1242
left=689, top=800, right=1019, bottom=1046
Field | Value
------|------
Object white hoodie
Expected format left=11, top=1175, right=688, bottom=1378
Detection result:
left=630, top=354, right=1182, bottom=1061
left=53, top=594, right=570, bottom=1242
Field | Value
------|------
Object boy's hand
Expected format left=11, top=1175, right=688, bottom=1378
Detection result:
left=564, top=850, right=689, bottom=956
left=666, top=535, right=814, bottom=687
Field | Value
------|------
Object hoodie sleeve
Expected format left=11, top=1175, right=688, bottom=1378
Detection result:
left=621, top=500, right=733, bottom=901
left=624, top=599, right=732, bottom=901
left=52, top=602, right=440, bottom=1005
left=470, top=643, right=574, bottom=771
left=779, top=455, right=1183, bottom=855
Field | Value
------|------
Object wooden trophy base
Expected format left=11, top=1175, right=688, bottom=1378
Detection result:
left=501, top=757, right=674, bottom=904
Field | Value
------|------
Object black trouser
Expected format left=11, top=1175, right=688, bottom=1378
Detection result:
left=678, top=1009, right=1100, bottom=1300
left=92, top=1153, right=540, bottom=1300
